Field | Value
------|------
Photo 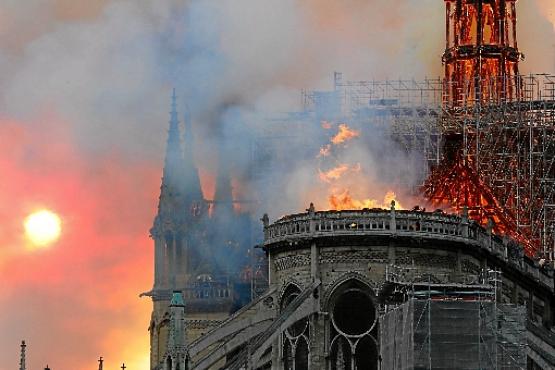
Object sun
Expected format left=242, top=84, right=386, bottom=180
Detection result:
left=24, top=209, right=62, bottom=247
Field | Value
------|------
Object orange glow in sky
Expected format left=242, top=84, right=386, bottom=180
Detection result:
left=0, top=118, right=158, bottom=370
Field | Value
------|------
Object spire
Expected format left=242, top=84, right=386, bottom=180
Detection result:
left=98, top=356, right=104, bottom=370
left=19, top=340, right=26, bottom=370
left=162, top=88, right=182, bottom=189
left=155, top=88, right=186, bottom=223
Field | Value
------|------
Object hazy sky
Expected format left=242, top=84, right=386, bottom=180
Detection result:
left=0, top=1, right=553, bottom=369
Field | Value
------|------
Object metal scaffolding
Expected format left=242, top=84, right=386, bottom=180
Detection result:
left=427, top=74, right=555, bottom=257
left=300, top=73, right=555, bottom=259
left=380, top=266, right=528, bottom=369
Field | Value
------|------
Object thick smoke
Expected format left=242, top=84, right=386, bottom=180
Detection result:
left=0, top=1, right=554, bottom=370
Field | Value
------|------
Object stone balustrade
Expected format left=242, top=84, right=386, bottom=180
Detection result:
left=263, top=208, right=553, bottom=288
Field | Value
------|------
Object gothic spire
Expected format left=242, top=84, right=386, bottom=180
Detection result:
left=154, top=88, right=187, bottom=224
left=19, top=340, right=26, bottom=370
left=162, top=88, right=182, bottom=189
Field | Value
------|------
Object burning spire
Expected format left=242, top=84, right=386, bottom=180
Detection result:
left=443, top=0, right=524, bottom=106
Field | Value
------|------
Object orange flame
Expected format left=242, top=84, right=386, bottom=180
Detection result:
left=329, top=190, right=403, bottom=211
left=318, top=163, right=361, bottom=183
left=318, top=164, right=350, bottom=183
left=331, top=123, right=360, bottom=145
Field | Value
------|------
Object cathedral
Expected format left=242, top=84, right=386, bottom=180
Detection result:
left=144, top=93, right=554, bottom=369
left=145, top=1, right=555, bottom=368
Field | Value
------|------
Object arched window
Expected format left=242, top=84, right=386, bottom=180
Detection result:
left=328, top=279, right=378, bottom=370
left=295, top=336, right=309, bottom=370
left=281, top=284, right=310, bottom=370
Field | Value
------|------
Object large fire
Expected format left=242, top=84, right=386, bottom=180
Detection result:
left=329, top=190, right=402, bottom=211
left=316, top=122, right=404, bottom=211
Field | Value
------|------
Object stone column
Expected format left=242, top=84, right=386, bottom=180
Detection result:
left=311, top=242, right=319, bottom=281
left=309, top=313, right=326, bottom=369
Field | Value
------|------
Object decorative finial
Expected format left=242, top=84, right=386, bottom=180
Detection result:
left=170, top=291, right=185, bottom=307
left=98, top=356, right=104, bottom=370
left=486, top=218, right=494, bottom=234
left=121, top=363, right=126, bottom=370
left=261, top=213, right=269, bottom=227
left=390, top=200, right=396, bottom=211
left=307, top=203, right=315, bottom=217
left=44, top=366, right=51, bottom=370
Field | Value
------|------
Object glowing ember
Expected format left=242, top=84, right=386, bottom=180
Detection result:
left=321, top=120, right=333, bottom=130
left=331, top=124, right=360, bottom=145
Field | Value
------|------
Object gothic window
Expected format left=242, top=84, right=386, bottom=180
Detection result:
left=328, top=279, right=378, bottom=370
left=281, top=284, right=310, bottom=370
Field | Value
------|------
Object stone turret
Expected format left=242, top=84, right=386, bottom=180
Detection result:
left=163, top=291, right=187, bottom=370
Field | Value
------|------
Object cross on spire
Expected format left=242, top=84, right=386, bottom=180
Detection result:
left=98, top=356, right=103, bottom=370
left=121, top=363, right=126, bottom=370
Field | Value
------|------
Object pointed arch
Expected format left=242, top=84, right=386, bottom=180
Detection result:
left=322, top=271, right=376, bottom=310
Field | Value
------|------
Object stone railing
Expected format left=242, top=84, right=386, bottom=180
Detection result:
left=262, top=207, right=553, bottom=289
left=265, top=208, right=475, bottom=246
